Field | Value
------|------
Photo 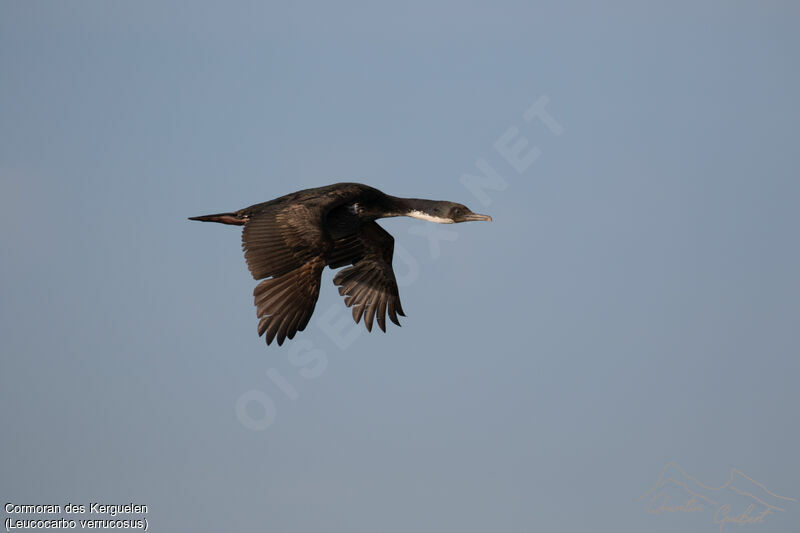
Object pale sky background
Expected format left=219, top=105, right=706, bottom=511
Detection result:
left=2, top=2, right=799, bottom=532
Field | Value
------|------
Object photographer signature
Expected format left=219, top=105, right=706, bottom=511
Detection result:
left=639, top=462, right=795, bottom=531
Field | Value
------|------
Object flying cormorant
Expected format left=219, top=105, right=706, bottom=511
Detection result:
left=190, top=182, right=492, bottom=346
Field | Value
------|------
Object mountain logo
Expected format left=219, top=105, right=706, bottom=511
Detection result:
left=639, top=462, right=796, bottom=531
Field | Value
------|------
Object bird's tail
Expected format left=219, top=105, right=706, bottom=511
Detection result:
left=188, top=212, right=246, bottom=226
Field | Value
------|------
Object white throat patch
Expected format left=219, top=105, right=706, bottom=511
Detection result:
left=406, top=210, right=454, bottom=224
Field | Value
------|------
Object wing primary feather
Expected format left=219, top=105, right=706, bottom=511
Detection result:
left=352, top=303, right=365, bottom=324
left=376, top=298, right=387, bottom=332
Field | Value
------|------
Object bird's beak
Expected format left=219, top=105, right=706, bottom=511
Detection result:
left=462, top=213, right=492, bottom=222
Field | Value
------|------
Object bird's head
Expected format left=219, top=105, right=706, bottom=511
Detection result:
left=445, top=202, right=493, bottom=223
left=405, top=200, right=492, bottom=224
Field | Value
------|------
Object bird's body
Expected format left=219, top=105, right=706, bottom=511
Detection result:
left=190, top=183, right=491, bottom=346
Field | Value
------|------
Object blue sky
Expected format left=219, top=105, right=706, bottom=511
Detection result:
left=2, top=2, right=799, bottom=532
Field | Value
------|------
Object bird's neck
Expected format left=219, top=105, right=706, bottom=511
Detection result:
left=380, top=196, right=452, bottom=223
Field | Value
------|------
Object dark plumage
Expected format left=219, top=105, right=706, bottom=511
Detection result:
left=190, top=183, right=491, bottom=346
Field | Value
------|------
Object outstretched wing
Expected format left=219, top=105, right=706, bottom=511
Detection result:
left=253, top=257, right=326, bottom=346
left=242, top=203, right=333, bottom=346
left=242, top=203, right=332, bottom=280
left=331, top=222, right=405, bottom=332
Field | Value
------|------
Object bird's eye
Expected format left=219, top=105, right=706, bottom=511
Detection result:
left=453, top=208, right=463, bottom=217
